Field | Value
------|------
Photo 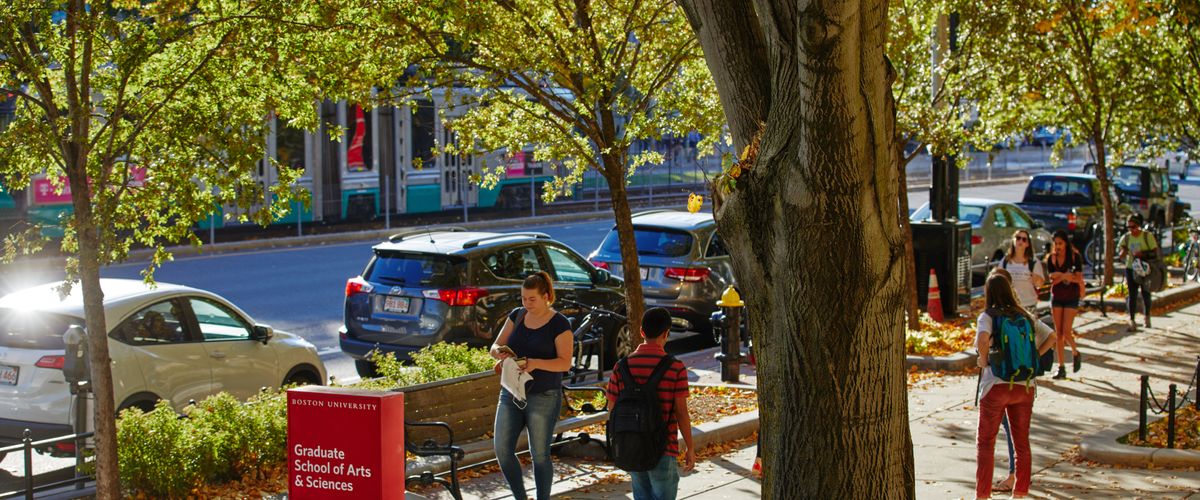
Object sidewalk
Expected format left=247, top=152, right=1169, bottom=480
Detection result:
left=407, top=299, right=1200, bottom=499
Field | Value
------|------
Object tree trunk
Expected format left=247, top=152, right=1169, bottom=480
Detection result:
left=897, top=145, right=919, bottom=330
left=65, top=164, right=120, bottom=497
left=1093, top=137, right=1115, bottom=287
left=684, top=0, right=914, bottom=497
left=602, top=157, right=644, bottom=350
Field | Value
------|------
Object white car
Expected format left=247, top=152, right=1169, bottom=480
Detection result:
left=0, top=279, right=326, bottom=455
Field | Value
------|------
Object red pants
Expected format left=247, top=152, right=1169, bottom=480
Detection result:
left=976, top=384, right=1035, bottom=498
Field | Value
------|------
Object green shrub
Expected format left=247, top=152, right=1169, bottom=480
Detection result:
left=369, top=342, right=494, bottom=387
left=117, top=391, right=288, bottom=498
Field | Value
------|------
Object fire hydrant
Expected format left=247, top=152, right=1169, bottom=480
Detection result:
left=714, top=286, right=744, bottom=383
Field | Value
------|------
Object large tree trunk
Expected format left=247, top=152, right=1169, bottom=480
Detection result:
left=602, top=156, right=645, bottom=352
left=683, top=1, right=914, bottom=497
left=65, top=164, right=120, bottom=497
left=1093, top=137, right=1115, bottom=286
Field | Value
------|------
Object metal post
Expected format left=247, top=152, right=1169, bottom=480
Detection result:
left=1193, top=356, right=1200, bottom=410
left=530, top=175, right=536, bottom=218
left=1168, top=383, right=1177, bottom=449
left=715, top=286, right=744, bottom=383
left=209, top=212, right=216, bottom=245
left=594, top=171, right=600, bottom=211
left=296, top=200, right=303, bottom=237
left=23, top=429, right=33, bottom=500
left=1139, top=375, right=1149, bottom=442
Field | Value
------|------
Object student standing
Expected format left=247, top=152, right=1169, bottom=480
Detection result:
left=975, top=274, right=1057, bottom=499
left=489, top=272, right=574, bottom=500
left=607, top=307, right=695, bottom=500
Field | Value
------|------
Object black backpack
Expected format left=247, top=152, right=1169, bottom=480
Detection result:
left=606, top=356, right=675, bottom=472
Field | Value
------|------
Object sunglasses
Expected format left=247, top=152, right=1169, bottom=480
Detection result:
left=1014, top=236, right=1029, bottom=242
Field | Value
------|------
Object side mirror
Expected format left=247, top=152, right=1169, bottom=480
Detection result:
left=252, top=324, right=274, bottom=344
left=1031, top=219, right=1044, bottom=229
left=593, top=268, right=611, bottom=285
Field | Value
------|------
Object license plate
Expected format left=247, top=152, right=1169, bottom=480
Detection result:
left=0, top=365, right=17, bottom=386
left=383, top=296, right=410, bottom=313
left=640, top=267, right=649, bottom=280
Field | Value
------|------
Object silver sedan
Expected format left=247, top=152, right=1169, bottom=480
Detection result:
left=911, top=198, right=1054, bottom=275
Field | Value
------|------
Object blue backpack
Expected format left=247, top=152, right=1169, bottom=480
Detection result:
left=986, top=309, right=1041, bottom=385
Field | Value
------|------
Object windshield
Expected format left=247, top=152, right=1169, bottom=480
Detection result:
left=0, top=308, right=81, bottom=349
left=909, top=203, right=986, bottom=226
left=1024, top=177, right=1094, bottom=205
left=599, top=227, right=695, bottom=257
left=366, top=252, right=466, bottom=288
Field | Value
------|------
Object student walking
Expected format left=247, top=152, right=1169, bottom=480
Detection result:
left=489, top=272, right=575, bottom=500
left=607, top=307, right=695, bottom=500
left=996, top=229, right=1046, bottom=312
left=1045, top=230, right=1085, bottom=378
left=1118, top=214, right=1159, bottom=330
left=975, top=274, right=1057, bottom=499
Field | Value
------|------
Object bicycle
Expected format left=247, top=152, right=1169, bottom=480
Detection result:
left=1085, top=223, right=1127, bottom=276
left=556, top=298, right=628, bottom=383
left=1181, top=224, right=1200, bottom=283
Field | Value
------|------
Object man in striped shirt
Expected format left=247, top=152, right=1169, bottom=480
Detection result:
left=607, top=307, right=695, bottom=500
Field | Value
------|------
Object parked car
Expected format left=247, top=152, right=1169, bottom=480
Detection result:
left=586, top=210, right=734, bottom=342
left=910, top=198, right=1053, bottom=276
left=1083, top=163, right=1191, bottom=227
left=1016, top=172, right=1132, bottom=246
left=0, top=279, right=325, bottom=455
left=340, top=229, right=627, bottom=377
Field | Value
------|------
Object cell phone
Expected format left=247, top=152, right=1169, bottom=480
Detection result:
left=496, top=345, right=517, bottom=357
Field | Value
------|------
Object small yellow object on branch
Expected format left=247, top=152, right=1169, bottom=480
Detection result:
left=687, top=193, right=703, bottom=213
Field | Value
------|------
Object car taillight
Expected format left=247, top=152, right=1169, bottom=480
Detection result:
left=971, top=235, right=982, bottom=246
left=53, top=442, right=76, bottom=454
left=35, top=355, right=64, bottom=369
left=345, top=277, right=374, bottom=297
left=1067, top=212, right=1077, bottom=232
left=665, top=267, right=710, bottom=282
left=590, top=260, right=610, bottom=270
left=437, top=287, right=488, bottom=306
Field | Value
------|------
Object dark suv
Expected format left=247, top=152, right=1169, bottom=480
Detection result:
left=586, top=210, right=735, bottom=342
left=340, top=229, right=627, bottom=377
left=1084, top=163, right=1191, bottom=227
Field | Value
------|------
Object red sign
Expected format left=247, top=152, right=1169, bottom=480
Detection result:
left=507, top=151, right=528, bottom=176
left=287, top=386, right=405, bottom=499
left=32, top=177, right=71, bottom=204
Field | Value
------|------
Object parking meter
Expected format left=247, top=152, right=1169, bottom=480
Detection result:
left=715, top=286, right=745, bottom=383
left=62, top=325, right=89, bottom=386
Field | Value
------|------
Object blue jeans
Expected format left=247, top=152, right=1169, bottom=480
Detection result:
left=1001, top=413, right=1015, bottom=474
left=630, top=455, right=680, bottom=500
left=494, top=388, right=562, bottom=500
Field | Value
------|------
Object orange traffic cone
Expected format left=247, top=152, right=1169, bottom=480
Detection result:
left=927, top=268, right=944, bottom=322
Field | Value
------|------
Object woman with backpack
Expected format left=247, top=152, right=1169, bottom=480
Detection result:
left=995, top=229, right=1046, bottom=312
left=489, top=272, right=575, bottom=500
left=1118, top=214, right=1159, bottom=330
left=975, top=273, right=1057, bottom=499
left=1046, top=230, right=1085, bottom=379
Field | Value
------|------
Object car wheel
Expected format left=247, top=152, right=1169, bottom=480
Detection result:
left=355, top=359, right=379, bottom=378
left=284, top=370, right=320, bottom=387
left=604, top=322, right=638, bottom=367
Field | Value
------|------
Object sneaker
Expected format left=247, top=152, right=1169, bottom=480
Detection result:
left=1144, top=316, right=1152, bottom=329
left=1129, top=318, right=1139, bottom=332
left=1053, top=365, right=1067, bottom=379
left=1073, top=352, right=1082, bottom=373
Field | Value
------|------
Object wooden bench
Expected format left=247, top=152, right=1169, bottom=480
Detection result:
left=395, top=371, right=608, bottom=500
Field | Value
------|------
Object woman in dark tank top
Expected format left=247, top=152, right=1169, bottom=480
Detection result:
left=1045, top=230, right=1085, bottom=379
left=488, top=272, right=573, bottom=500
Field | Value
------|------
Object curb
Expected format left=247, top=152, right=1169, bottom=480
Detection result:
left=1083, top=282, right=1200, bottom=313
left=1079, top=423, right=1200, bottom=468
left=906, top=350, right=977, bottom=371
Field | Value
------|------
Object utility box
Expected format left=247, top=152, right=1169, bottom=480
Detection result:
left=912, top=220, right=972, bottom=318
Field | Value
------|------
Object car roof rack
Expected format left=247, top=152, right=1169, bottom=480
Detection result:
left=388, top=227, right=467, bottom=243
left=630, top=208, right=680, bottom=218
left=461, top=232, right=551, bottom=249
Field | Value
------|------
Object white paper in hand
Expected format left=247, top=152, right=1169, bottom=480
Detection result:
left=500, top=357, right=534, bottom=406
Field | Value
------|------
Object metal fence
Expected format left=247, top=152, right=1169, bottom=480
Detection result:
left=0, top=430, right=94, bottom=500
left=1137, top=356, right=1200, bottom=449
